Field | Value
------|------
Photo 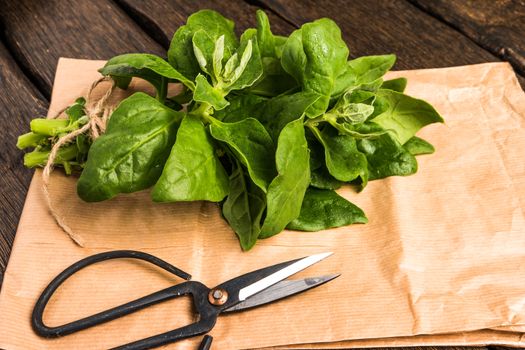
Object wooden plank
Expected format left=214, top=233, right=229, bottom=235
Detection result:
left=0, top=0, right=165, bottom=97
left=116, top=0, right=295, bottom=48
left=409, top=0, right=525, bottom=77
left=258, top=0, right=498, bottom=70
left=0, top=42, right=48, bottom=285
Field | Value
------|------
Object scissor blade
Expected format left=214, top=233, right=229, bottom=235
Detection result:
left=237, top=252, right=332, bottom=301
left=224, top=274, right=339, bottom=312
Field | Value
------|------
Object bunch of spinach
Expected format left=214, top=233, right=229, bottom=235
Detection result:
left=18, top=10, right=443, bottom=250
left=17, top=98, right=91, bottom=174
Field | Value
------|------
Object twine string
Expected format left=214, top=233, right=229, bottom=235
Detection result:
left=41, top=76, right=116, bottom=246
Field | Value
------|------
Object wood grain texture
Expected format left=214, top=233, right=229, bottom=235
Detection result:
left=409, top=0, right=525, bottom=77
left=116, top=0, right=295, bottom=48
left=0, top=41, right=48, bottom=285
left=259, top=0, right=498, bottom=70
left=0, top=1, right=520, bottom=348
left=0, top=0, right=164, bottom=97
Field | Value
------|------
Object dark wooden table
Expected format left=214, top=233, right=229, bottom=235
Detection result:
left=0, top=1, right=523, bottom=349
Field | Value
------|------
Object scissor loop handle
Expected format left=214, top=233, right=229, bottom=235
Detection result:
left=111, top=308, right=218, bottom=350
left=31, top=250, right=192, bottom=338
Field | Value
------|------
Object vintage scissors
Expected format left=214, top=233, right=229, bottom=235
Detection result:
left=32, top=250, right=338, bottom=350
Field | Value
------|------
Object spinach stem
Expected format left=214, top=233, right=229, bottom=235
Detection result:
left=305, top=122, right=323, bottom=143
left=156, top=77, right=168, bottom=104
left=190, top=102, right=216, bottom=124
left=23, top=144, right=78, bottom=168
left=17, top=132, right=47, bottom=149
left=304, top=115, right=326, bottom=128
left=30, top=119, right=70, bottom=136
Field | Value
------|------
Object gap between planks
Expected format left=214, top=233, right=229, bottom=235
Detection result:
left=406, top=0, right=525, bottom=89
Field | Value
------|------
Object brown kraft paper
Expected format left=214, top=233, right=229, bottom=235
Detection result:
left=0, top=58, right=524, bottom=349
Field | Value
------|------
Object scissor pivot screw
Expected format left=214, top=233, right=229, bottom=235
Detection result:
left=208, top=288, right=228, bottom=305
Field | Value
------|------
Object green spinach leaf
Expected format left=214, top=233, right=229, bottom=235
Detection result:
left=247, top=62, right=297, bottom=97
left=221, top=29, right=263, bottom=92
left=357, top=123, right=418, bottom=180
left=347, top=54, right=396, bottom=85
left=254, top=91, right=319, bottom=140
left=193, top=74, right=229, bottom=110
left=311, top=167, right=344, bottom=190
left=381, top=77, right=407, bottom=92
left=372, top=89, right=444, bottom=144
left=260, top=118, right=310, bottom=238
left=191, top=30, right=218, bottom=79
left=249, top=10, right=297, bottom=97
left=222, top=159, right=266, bottom=250
left=168, top=10, right=238, bottom=81
left=99, top=54, right=195, bottom=94
left=310, top=125, right=368, bottom=185
left=256, top=10, right=276, bottom=58
left=77, top=93, right=182, bottom=202
left=213, top=94, right=267, bottom=123
left=282, top=19, right=349, bottom=117
left=287, top=188, right=367, bottom=231
left=328, top=89, right=376, bottom=124
left=308, top=136, right=343, bottom=190
left=152, top=114, right=229, bottom=202
left=209, top=118, right=276, bottom=192
left=404, top=136, right=435, bottom=155
left=332, top=54, right=395, bottom=98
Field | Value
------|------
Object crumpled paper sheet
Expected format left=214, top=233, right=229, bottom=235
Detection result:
left=268, top=329, right=525, bottom=349
left=0, top=58, right=525, bottom=349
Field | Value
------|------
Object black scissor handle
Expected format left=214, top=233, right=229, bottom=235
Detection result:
left=109, top=282, right=218, bottom=350
left=112, top=308, right=218, bottom=350
left=32, top=250, right=193, bottom=337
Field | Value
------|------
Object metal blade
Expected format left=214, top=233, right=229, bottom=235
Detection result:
left=237, top=252, right=333, bottom=301
left=224, top=274, right=340, bottom=312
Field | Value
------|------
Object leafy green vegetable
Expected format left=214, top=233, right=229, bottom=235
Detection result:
left=168, top=10, right=238, bottom=81
left=254, top=92, right=319, bottom=140
left=404, top=136, right=435, bottom=155
left=310, top=167, right=343, bottom=190
left=17, top=98, right=90, bottom=173
left=191, top=30, right=219, bottom=79
left=381, top=77, right=407, bottom=92
left=77, top=93, right=181, bottom=201
left=248, top=59, right=297, bottom=97
left=321, top=89, right=381, bottom=138
left=250, top=10, right=297, bottom=97
left=256, top=10, right=276, bottom=58
left=310, top=125, right=368, bottom=185
left=308, top=136, right=343, bottom=190
left=193, top=74, right=229, bottom=110
left=260, top=118, right=310, bottom=238
left=19, top=9, right=444, bottom=250
left=152, top=114, right=229, bottom=202
left=332, top=54, right=395, bottom=99
left=372, top=89, right=443, bottom=144
left=222, top=159, right=266, bottom=250
left=287, top=188, right=367, bottom=231
left=213, top=94, right=267, bottom=123
left=347, top=55, right=396, bottom=85
left=357, top=123, right=418, bottom=180
left=282, top=19, right=349, bottom=117
left=99, top=53, right=195, bottom=96
left=221, top=29, right=263, bottom=92
left=209, top=118, right=276, bottom=192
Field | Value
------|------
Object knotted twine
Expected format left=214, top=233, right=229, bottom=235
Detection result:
left=42, top=76, right=116, bottom=246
